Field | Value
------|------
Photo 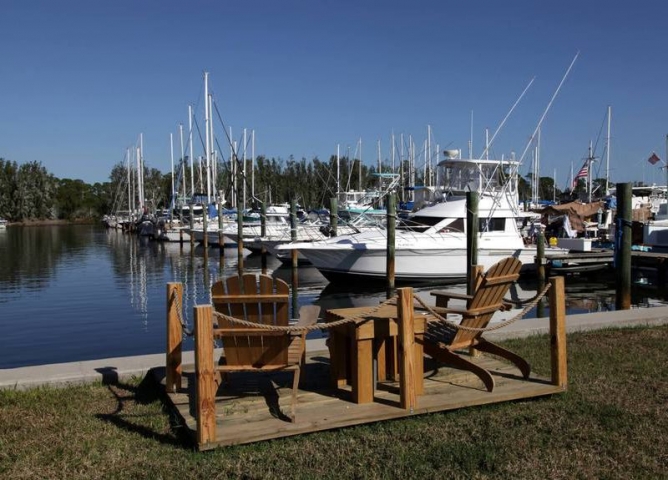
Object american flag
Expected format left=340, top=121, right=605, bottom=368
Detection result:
left=648, top=152, right=661, bottom=165
left=572, top=163, right=588, bottom=188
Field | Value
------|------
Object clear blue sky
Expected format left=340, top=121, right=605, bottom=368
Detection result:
left=2, top=0, right=667, bottom=189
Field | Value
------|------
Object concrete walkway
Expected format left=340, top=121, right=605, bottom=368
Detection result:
left=2, top=306, right=667, bottom=390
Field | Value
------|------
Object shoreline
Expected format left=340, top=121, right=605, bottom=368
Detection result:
left=3, top=218, right=97, bottom=227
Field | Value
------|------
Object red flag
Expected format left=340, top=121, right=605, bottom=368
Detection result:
left=648, top=152, right=661, bottom=165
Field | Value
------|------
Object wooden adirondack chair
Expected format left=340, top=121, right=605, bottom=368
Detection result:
left=424, top=256, right=530, bottom=392
left=211, top=273, right=320, bottom=421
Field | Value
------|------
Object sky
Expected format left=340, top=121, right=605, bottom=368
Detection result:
left=2, top=0, right=668, bottom=190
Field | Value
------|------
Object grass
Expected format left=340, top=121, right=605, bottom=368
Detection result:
left=1, top=325, right=667, bottom=479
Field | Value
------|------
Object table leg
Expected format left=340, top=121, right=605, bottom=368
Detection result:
left=352, top=337, right=374, bottom=403
left=328, top=329, right=348, bottom=388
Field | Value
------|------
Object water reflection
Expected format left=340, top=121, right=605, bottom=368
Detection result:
left=1, top=225, right=667, bottom=369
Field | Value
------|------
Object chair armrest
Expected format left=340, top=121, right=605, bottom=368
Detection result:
left=430, top=290, right=473, bottom=301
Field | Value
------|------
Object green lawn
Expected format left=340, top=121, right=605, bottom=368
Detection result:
left=1, top=326, right=666, bottom=479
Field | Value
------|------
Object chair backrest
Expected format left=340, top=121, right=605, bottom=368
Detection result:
left=450, top=257, right=522, bottom=349
left=211, top=273, right=291, bottom=367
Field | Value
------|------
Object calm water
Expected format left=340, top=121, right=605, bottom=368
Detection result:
left=1, top=225, right=664, bottom=369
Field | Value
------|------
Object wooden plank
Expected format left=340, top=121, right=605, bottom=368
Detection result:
left=165, top=282, right=183, bottom=394
left=549, top=276, right=568, bottom=387
left=194, top=305, right=216, bottom=445
left=397, top=287, right=416, bottom=410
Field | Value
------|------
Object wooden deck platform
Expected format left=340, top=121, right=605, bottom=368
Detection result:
left=156, top=350, right=565, bottom=450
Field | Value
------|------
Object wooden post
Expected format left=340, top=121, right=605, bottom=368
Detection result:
left=616, top=182, right=632, bottom=310
left=189, top=204, right=195, bottom=247
left=179, top=205, right=184, bottom=246
left=202, top=206, right=208, bottom=249
left=236, top=193, right=244, bottom=277
left=290, top=198, right=299, bottom=318
left=261, top=202, right=267, bottom=274
left=194, top=305, right=216, bottom=445
left=548, top=276, right=567, bottom=388
left=329, top=197, right=338, bottom=237
left=217, top=200, right=224, bottom=253
left=466, top=192, right=479, bottom=295
left=386, top=193, right=396, bottom=296
left=397, top=287, right=416, bottom=411
left=537, top=231, right=546, bottom=284
left=166, top=282, right=183, bottom=393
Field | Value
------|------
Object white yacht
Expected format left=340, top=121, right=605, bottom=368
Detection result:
left=280, top=153, right=566, bottom=283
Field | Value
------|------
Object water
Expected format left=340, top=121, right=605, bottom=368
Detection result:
left=1, top=225, right=665, bottom=369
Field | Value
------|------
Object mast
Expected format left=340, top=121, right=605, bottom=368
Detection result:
left=358, top=137, right=362, bottom=192
left=469, top=110, right=473, bottom=158
left=179, top=123, right=185, bottom=201
left=188, top=105, right=194, bottom=197
left=606, top=105, right=611, bottom=195
left=251, top=129, right=255, bottom=201
left=377, top=139, right=382, bottom=191
left=336, top=144, right=340, bottom=195
left=588, top=140, right=594, bottom=203
left=170, top=132, right=174, bottom=216
left=203, top=71, right=211, bottom=203
left=243, top=128, right=247, bottom=208
left=126, top=148, right=131, bottom=214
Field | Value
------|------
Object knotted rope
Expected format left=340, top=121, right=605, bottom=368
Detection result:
left=170, top=289, right=193, bottom=336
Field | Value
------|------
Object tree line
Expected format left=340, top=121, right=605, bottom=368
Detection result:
left=0, top=154, right=617, bottom=223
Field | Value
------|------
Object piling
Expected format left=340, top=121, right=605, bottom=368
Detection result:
left=236, top=195, right=244, bottom=277
left=194, top=304, right=216, bottom=445
left=397, top=287, right=416, bottom=411
left=615, top=182, right=632, bottom=310
left=329, top=198, right=338, bottom=237
left=466, top=192, right=479, bottom=295
left=261, top=202, right=267, bottom=274
left=217, top=201, right=224, bottom=255
left=536, top=231, right=546, bottom=318
left=189, top=204, right=195, bottom=247
left=386, top=193, right=396, bottom=296
left=202, top=208, right=208, bottom=249
left=290, top=198, right=299, bottom=317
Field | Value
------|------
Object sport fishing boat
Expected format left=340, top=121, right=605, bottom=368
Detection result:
left=280, top=152, right=567, bottom=283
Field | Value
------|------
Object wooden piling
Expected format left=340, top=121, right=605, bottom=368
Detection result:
left=165, top=282, right=183, bottom=393
left=261, top=202, right=267, bottom=274
left=616, top=182, right=632, bottom=310
left=466, top=192, right=479, bottom=295
left=194, top=304, right=216, bottom=445
left=202, top=207, right=209, bottom=249
left=290, top=198, right=299, bottom=317
left=189, top=205, right=195, bottom=247
left=218, top=201, right=224, bottom=254
left=548, top=276, right=567, bottom=388
left=236, top=195, right=244, bottom=277
left=386, top=193, right=396, bottom=295
left=329, top=197, right=338, bottom=237
left=397, top=287, right=416, bottom=411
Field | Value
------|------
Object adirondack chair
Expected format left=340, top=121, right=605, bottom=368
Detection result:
left=211, top=273, right=320, bottom=421
left=424, top=256, right=530, bottom=392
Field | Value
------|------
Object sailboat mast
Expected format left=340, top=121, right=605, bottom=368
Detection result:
left=170, top=132, right=175, bottom=215
left=126, top=148, right=131, bottom=214
left=358, top=137, right=362, bottom=192
left=243, top=128, right=247, bottom=209
left=188, top=105, right=194, bottom=197
left=179, top=123, right=185, bottom=201
left=251, top=129, right=255, bottom=201
left=203, top=71, right=211, bottom=203
left=336, top=144, right=340, bottom=195
left=606, top=105, right=611, bottom=196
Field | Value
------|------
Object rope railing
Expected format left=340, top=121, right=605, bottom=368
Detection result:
left=171, top=281, right=552, bottom=336
left=210, top=296, right=399, bottom=332
left=414, top=282, right=552, bottom=333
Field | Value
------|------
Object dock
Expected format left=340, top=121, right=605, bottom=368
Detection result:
left=544, top=248, right=668, bottom=280
left=158, top=352, right=563, bottom=449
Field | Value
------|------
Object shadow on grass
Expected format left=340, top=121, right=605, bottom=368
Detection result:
left=93, top=367, right=194, bottom=449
